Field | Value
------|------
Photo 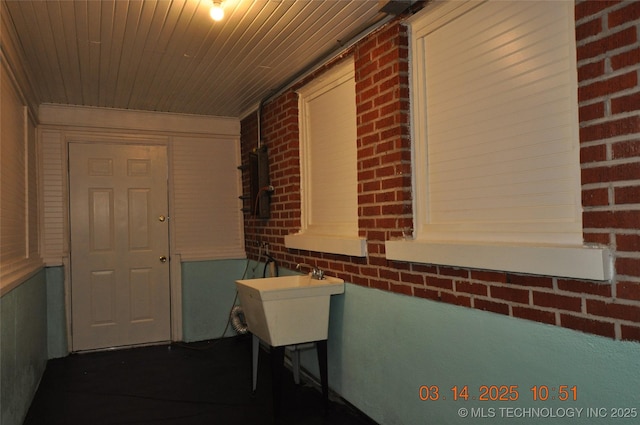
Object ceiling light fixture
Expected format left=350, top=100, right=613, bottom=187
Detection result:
left=210, top=1, right=224, bottom=21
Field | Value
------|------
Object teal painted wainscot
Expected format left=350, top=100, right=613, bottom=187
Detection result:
left=5, top=261, right=639, bottom=425
left=1, top=269, right=48, bottom=425
left=181, top=259, right=249, bottom=341
left=297, top=283, right=640, bottom=425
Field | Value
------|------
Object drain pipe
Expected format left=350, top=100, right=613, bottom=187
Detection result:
left=257, top=99, right=262, bottom=150
left=230, top=305, right=249, bottom=335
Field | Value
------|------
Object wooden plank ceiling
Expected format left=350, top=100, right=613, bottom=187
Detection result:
left=3, top=0, right=393, bottom=117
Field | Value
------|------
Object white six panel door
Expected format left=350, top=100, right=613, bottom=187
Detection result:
left=69, top=142, right=170, bottom=351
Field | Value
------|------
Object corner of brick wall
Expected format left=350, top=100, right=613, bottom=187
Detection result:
left=575, top=0, right=640, bottom=341
left=241, top=91, right=301, bottom=264
left=353, top=21, right=412, bottom=291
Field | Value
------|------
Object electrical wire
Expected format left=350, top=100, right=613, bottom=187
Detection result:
left=253, top=185, right=273, bottom=217
left=250, top=243, right=263, bottom=277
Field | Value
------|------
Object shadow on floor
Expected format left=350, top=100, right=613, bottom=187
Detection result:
left=23, top=336, right=376, bottom=425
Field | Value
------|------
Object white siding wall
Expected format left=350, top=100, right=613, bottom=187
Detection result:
left=172, top=136, right=244, bottom=260
left=0, top=64, right=42, bottom=295
left=39, top=130, right=67, bottom=264
left=37, top=105, right=244, bottom=265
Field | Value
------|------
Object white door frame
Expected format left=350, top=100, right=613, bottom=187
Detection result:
left=63, top=133, right=182, bottom=352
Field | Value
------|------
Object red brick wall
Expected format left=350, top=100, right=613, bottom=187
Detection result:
left=241, top=1, right=640, bottom=342
left=576, top=0, right=640, bottom=341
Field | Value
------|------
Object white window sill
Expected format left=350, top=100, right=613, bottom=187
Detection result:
left=385, top=239, right=612, bottom=281
left=285, top=233, right=367, bottom=257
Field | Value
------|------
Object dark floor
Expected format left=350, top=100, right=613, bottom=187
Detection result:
left=24, top=336, right=376, bottom=425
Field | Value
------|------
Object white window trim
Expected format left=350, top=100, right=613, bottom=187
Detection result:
left=285, top=233, right=367, bottom=257
left=386, top=240, right=612, bottom=281
left=284, top=59, right=366, bottom=257
left=386, top=0, right=611, bottom=281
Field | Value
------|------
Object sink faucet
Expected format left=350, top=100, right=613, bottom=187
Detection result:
left=296, top=263, right=325, bottom=280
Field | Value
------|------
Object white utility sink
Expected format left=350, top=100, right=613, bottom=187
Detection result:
left=235, top=274, right=344, bottom=347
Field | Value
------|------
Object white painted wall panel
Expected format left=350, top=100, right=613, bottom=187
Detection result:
left=39, top=130, right=67, bottom=264
left=1, top=71, right=27, bottom=265
left=0, top=66, right=42, bottom=293
left=171, top=136, right=245, bottom=260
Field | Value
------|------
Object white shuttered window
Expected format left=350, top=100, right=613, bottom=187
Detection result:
left=416, top=0, right=582, bottom=245
left=285, top=59, right=366, bottom=257
left=386, top=0, right=611, bottom=280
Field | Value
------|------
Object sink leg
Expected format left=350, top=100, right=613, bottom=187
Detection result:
left=270, top=345, right=285, bottom=422
left=316, top=339, right=329, bottom=414
left=252, top=334, right=259, bottom=394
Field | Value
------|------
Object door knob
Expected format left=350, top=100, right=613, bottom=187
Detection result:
left=158, top=215, right=166, bottom=222
left=159, top=256, right=167, bottom=263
